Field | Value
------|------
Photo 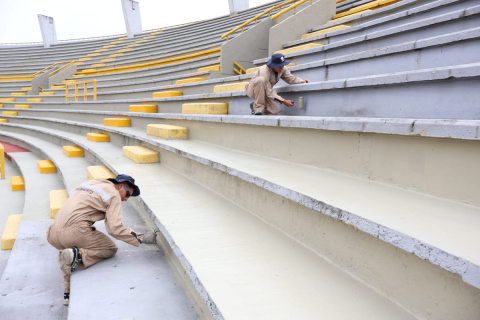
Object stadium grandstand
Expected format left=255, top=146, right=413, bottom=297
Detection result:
left=0, top=0, right=479, bottom=319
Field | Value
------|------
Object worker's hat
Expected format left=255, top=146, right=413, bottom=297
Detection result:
left=266, top=53, right=290, bottom=68
left=107, top=174, right=140, bottom=196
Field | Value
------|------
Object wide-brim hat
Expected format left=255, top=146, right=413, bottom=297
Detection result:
left=107, top=174, right=140, bottom=196
left=266, top=53, right=290, bottom=68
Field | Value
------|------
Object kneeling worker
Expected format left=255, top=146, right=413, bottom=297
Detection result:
left=46, top=174, right=157, bottom=306
left=245, top=53, right=310, bottom=115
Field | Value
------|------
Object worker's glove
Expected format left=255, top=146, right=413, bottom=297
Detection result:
left=139, top=231, right=157, bottom=244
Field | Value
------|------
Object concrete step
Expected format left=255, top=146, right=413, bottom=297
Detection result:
left=0, top=118, right=479, bottom=319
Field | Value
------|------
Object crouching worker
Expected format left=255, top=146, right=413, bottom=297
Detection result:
left=245, top=53, right=310, bottom=115
left=46, top=174, right=157, bottom=306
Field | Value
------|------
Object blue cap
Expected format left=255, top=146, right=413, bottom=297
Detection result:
left=266, top=53, right=290, bottom=68
left=107, top=174, right=140, bottom=196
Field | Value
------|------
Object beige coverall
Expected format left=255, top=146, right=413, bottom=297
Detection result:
left=47, top=179, right=140, bottom=269
left=245, top=65, right=304, bottom=115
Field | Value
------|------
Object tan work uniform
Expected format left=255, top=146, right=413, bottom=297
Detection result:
left=245, top=65, right=303, bottom=115
left=47, top=179, right=140, bottom=269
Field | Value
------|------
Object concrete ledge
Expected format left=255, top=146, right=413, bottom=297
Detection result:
left=49, top=189, right=68, bottom=219
left=1, top=214, right=22, bottom=250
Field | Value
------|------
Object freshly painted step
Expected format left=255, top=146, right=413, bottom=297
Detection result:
left=0, top=119, right=7, bottom=123
left=37, top=160, right=56, bottom=173
left=1, top=214, right=22, bottom=250
left=147, top=124, right=188, bottom=140
left=175, top=78, right=207, bottom=85
left=49, top=189, right=68, bottom=219
left=152, top=91, right=183, bottom=98
left=129, top=104, right=157, bottom=113
left=301, top=25, right=350, bottom=39
left=122, top=146, right=159, bottom=163
left=11, top=92, right=26, bottom=96
left=275, top=43, right=323, bottom=55
left=87, top=165, right=116, bottom=180
left=2, top=111, right=17, bottom=116
left=62, top=145, right=84, bottom=157
left=213, top=82, right=249, bottom=93
left=0, top=98, right=15, bottom=102
left=198, top=65, right=220, bottom=72
left=182, top=103, right=228, bottom=115
left=27, top=98, right=42, bottom=102
left=87, top=132, right=110, bottom=142
left=39, top=92, right=55, bottom=96
left=104, top=118, right=130, bottom=127
left=10, top=176, right=25, bottom=191
left=14, top=104, right=30, bottom=109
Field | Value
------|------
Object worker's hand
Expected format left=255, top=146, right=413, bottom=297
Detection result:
left=139, top=231, right=157, bottom=244
left=283, top=100, right=295, bottom=107
left=301, top=79, right=310, bottom=83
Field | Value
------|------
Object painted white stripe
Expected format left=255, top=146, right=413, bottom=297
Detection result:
left=81, top=183, right=111, bottom=201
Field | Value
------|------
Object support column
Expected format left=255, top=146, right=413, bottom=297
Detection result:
left=121, top=0, right=142, bottom=38
left=37, top=15, right=57, bottom=48
left=228, top=0, right=249, bottom=13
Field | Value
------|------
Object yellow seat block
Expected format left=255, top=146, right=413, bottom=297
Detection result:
left=275, top=43, right=323, bottom=55
left=175, top=78, right=207, bottom=85
left=103, top=44, right=115, bottom=48
left=213, top=82, right=249, bottom=93
left=129, top=104, right=157, bottom=113
left=11, top=92, right=26, bottom=96
left=38, top=160, right=56, bottom=173
left=95, top=48, right=108, bottom=52
left=182, top=103, right=228, bottom=115
left=198, top=65, right=220, bottom=72
left=79, top=57, right=92, bottom=61
left=39, top=92, right=55, bottom=95
left=62, top=80, right=77, bottom=83
left=21, top=87, right=32, bottom=91
left=142, top=35, right=155, bottom=39
left=0, top=98, right=15, bottom=102
left=87, top=132, right=110, bottom=142
left=110, top=40, right=124, bottom=44
left=104, top=118, right=131, bottom=127
left=1, top=214, right=22, bottom=250
left=152, top=91, right=183, bottom=98
left=0, top=104, right=3, bottom=108
left=301, top=25, right=350, bottom=39
left=118, top=48, right=132, bottom=52
left=110, top=53, right=124, bottom=57
left=126, top=44, right=139, bottom=48
left=91, top=63, right=106, bottom=67
left=10, top=176, right=25, bottom=191
left=50, top=85, right=64, bottom=89
left=150, top=31, right=163, bottom=35
left=2, top=111, right=17, bottom=116
left=27, top=98, right=43, bottom=102
left=49, top=190, right=68, bottom=219
left=0, top=119, right=8, bottom=123
left=101, top=58, right=116, bottom=62
left=62, top=145, right=84, bottom=157
left=87, top=165, right=116, bottom=180
left=123, top=146, right=159, bottom=163
left=147, top=124, right=188, bottom=140
left=14, top=104, right=30, bottom=109
left=87, top=52, right=101, bottom=56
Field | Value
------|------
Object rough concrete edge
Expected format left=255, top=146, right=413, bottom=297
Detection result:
left=1, top=120, right=480, bottom=290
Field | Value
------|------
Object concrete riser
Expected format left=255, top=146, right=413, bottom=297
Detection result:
left=3, top=112, right=480, bottom=210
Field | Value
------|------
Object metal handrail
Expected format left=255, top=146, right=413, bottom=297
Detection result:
left=65, top=80, right=97, bottom=102
left=221, top=0, right=302, bottom=40
left=49, top=60, right=77, bottom=76
left=0, top=60, right=76, bottom=82
left=234, top=61, right=247, bottom=75
left=270, top=0, right=313, bottom=22
left=0, top=143, right=5, bottom=180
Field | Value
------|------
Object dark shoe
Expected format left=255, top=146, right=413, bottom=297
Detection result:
left=250, top=102, right=254, bottom=115
left=254, top=111, right=263, bottom=115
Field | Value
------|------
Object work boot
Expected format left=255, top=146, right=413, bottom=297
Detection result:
left=59, top=246, right=81, bottom=275
left=254, top=111, right=263, bottom=115
left=250, top=102, right=254, bottom=115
